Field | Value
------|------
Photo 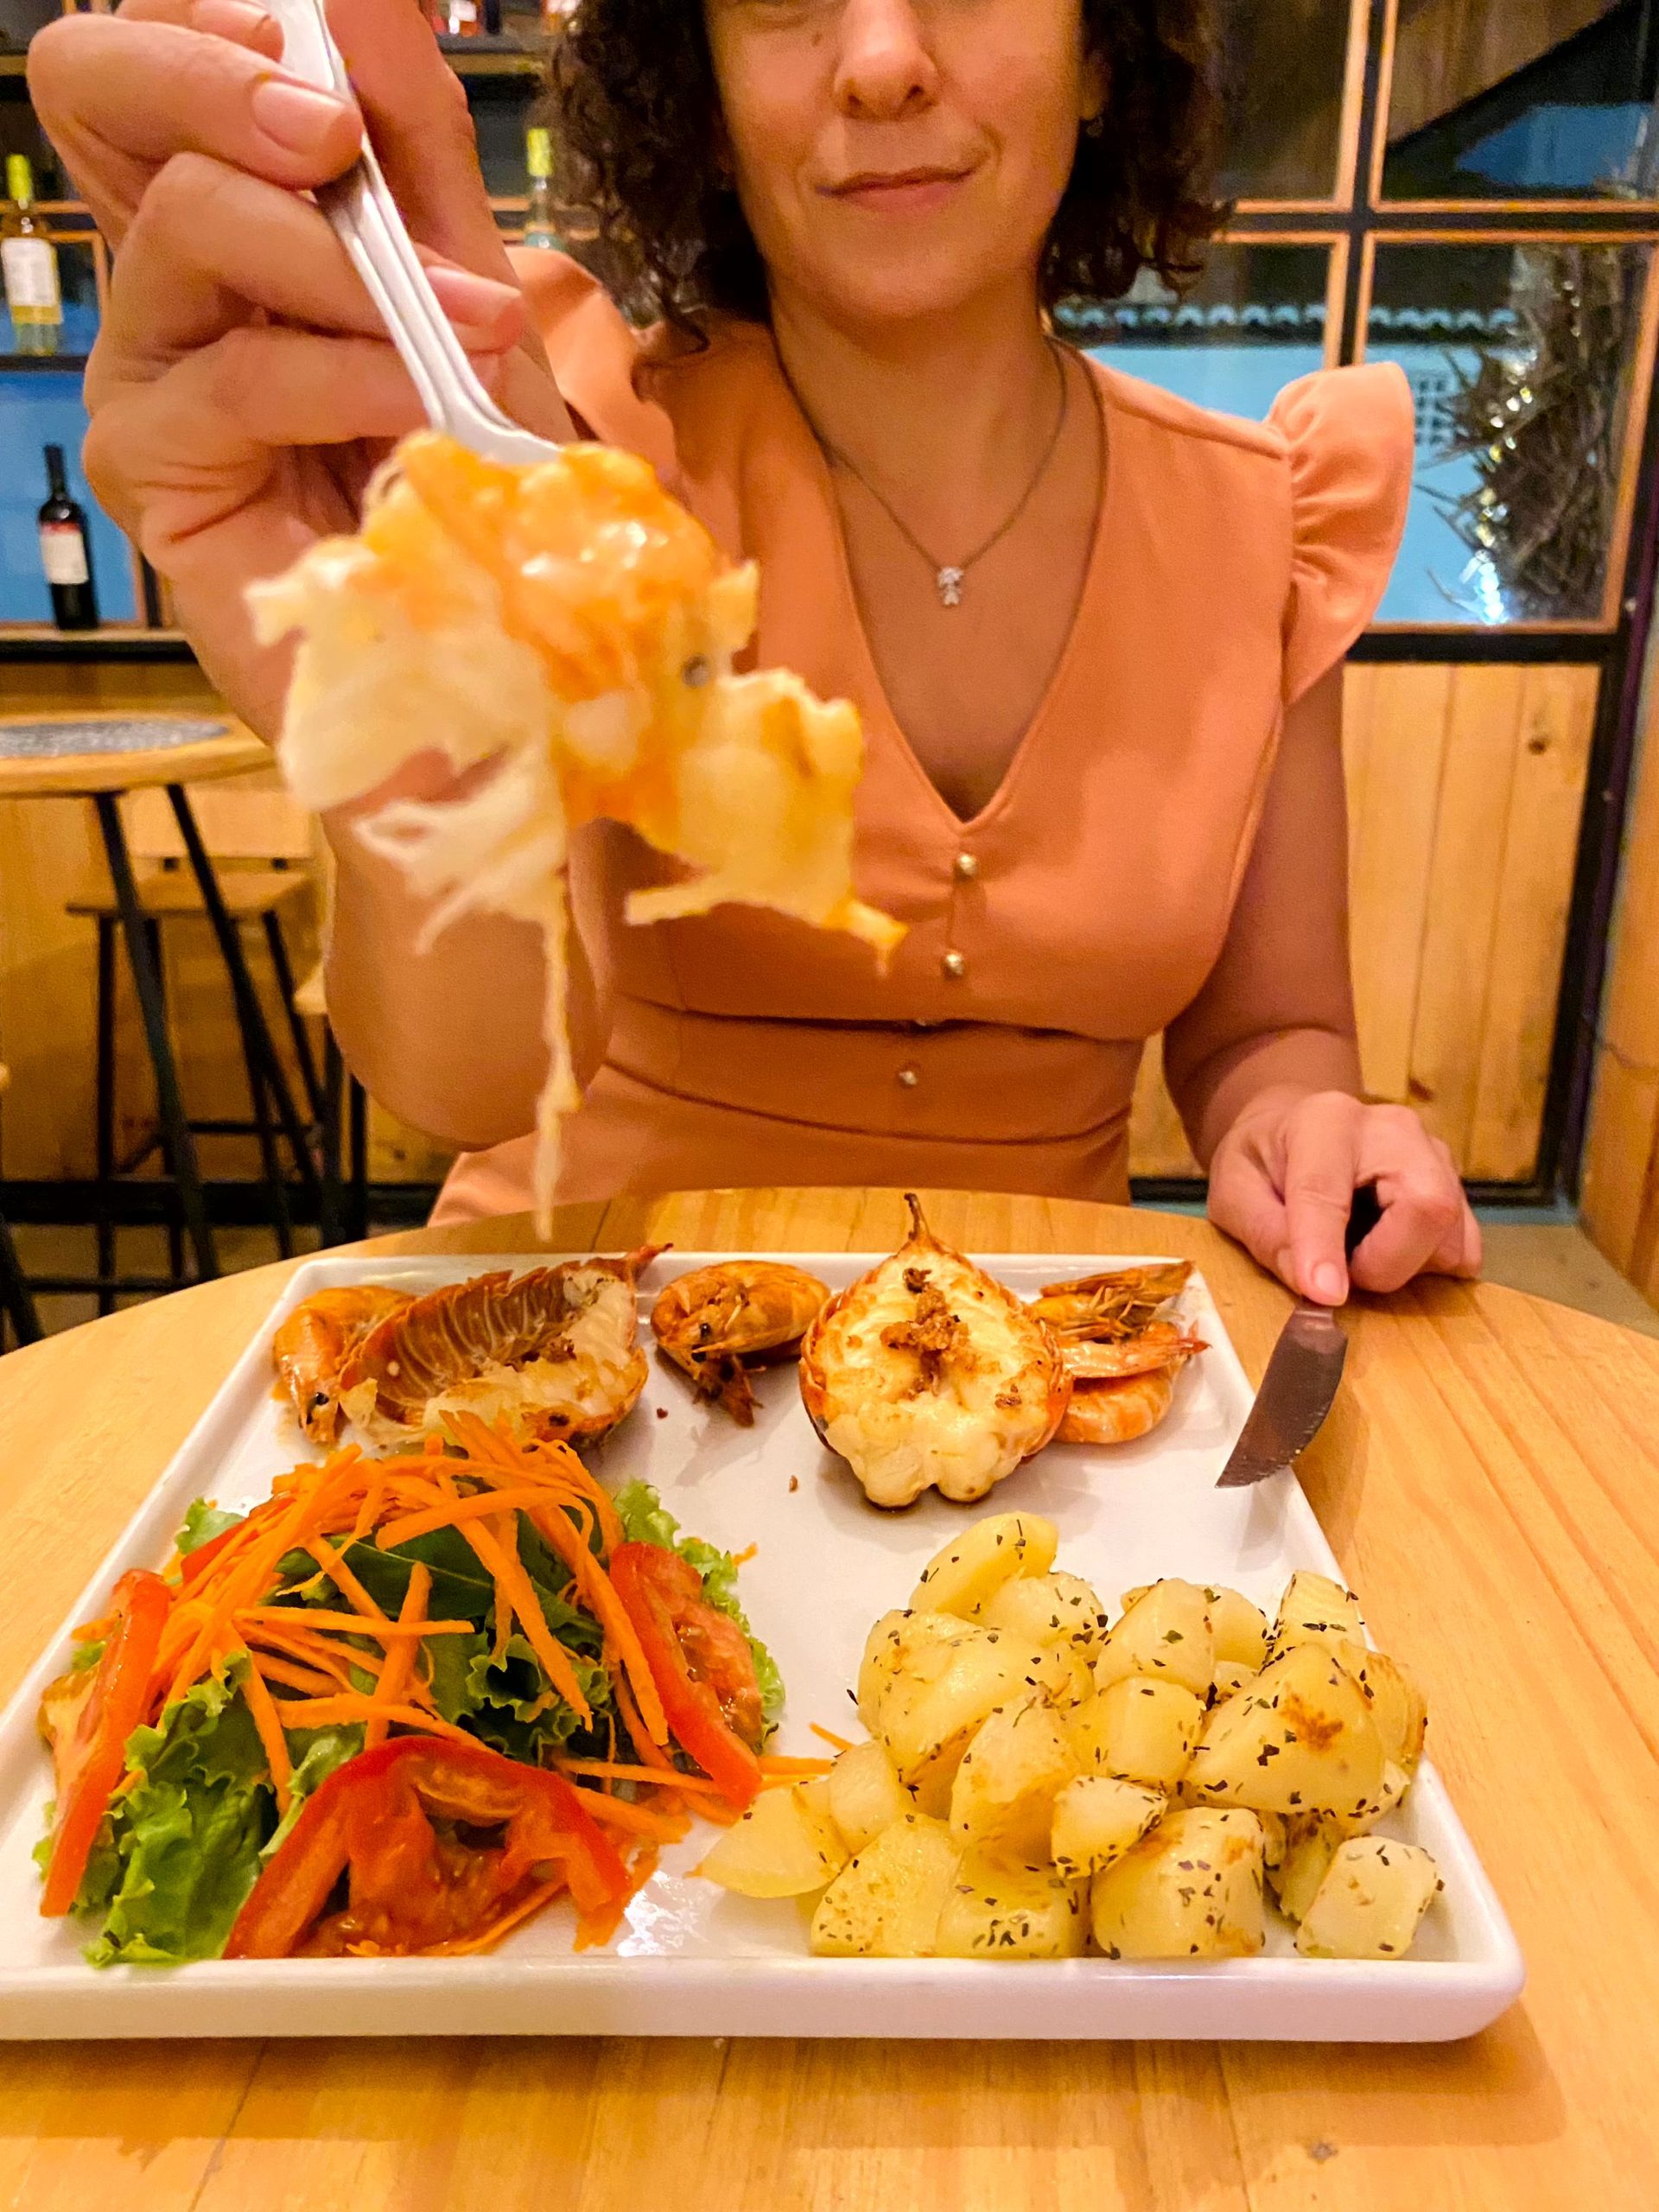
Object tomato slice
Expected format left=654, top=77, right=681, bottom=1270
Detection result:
left=225, top=1735, right=630, bottom=1960
left=39, top=1569, right=173, bottom=1917
left=609, top=1542, right=764, bottom=1809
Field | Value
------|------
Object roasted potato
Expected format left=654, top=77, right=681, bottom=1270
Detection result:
left=949, top=1692, right=1079, bottom=1859
left=827, top=1738, right=911, bottom=1854
left=697, top=1780, right=850, bottom=1898
left=1095, top=1580, right=1215, bottom=1700
left=1185, top=1643, right=1386, bottom=1821
left=856, top=1607, right=981, bottom=1735
left=936, top=1851, right=1088, bottom=1960
left=1268, top=1570, right=1366, bottom=1662
left=981, top=1571, right=1111, bottom=1662
left=1362, top=1651, right=1428, bottom=1777
left=1049, top=1775, right=1165, bottom=1878
left=1294, top=1837, right=1441, bottom=1960
left=1091, top=1807, right=1267, bottom=1961
left=1122, top=1583, right=1268, bottom=1671
left=1210, top=1659, right=1259, bottom=1705
left=910, top=1512, right=1059, bottom=1619
left=1070, top=1675, right=1205, bottom=1792
left=876, top=1631, right=1084, bottom=1809
left=810, top=1814, right=962, bottom=1957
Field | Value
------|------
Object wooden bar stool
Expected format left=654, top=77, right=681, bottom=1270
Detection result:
left=0, top=715, right=321, bottom=1310
left=0, top=1065, right=43, bottom=1351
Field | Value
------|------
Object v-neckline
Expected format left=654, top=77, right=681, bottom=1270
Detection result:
left=780, top=347, right=1116, bottom=837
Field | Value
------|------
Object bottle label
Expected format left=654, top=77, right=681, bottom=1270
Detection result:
left=3, top=236, right=60, bottom=315
left=41, top=522, right=89, bottom=588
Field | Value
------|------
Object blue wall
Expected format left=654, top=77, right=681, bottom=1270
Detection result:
left=0, top=368, right=137, bottom=626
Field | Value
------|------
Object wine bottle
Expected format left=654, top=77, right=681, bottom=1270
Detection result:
left=39, top=444, right=99, bottom=632
left=524, top=128, right=559, bottom=251
left=2, top=156, right=62, bottom=358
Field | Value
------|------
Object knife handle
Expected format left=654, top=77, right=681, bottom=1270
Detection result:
left=1346, top=1184, right=1383, bottom=1260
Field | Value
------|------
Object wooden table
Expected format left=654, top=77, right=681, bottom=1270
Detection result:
left=2, top=1185, right=1656, bottom=2210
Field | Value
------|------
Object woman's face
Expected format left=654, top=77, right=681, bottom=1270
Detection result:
left=703, top=0, right=1101, bottom=328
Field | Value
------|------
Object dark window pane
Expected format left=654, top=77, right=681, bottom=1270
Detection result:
left=1218, top=0, right=1355, bottom=200
left=1384, top=0, right=1659, bottom=200
left=1366, top=241, right=1652, bottom=622
left=465, top=76, right=537, bottom=200
left=1060, top=246, right=1331, bottom=420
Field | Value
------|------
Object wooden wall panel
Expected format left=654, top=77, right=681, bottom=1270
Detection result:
left=1388, top=0, right=1622, bottom=143
left=1585, top=653, right=1659, bottom=1297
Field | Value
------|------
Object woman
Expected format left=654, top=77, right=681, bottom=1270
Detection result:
left=31, top=0, right=1480, bottom=1305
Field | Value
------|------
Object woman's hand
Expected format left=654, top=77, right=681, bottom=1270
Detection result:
left=27, top=0, right=570, bottom=736
left=1207, top=1087, right=1482, bottom=1305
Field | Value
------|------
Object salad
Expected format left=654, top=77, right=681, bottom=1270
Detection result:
left=35, top=1414, right=788, bottom=1963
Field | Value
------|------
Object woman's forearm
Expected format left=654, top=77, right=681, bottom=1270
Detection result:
left=324, top=815, right=553, bottom=1152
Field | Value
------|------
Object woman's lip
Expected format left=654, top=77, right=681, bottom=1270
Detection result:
left=825, top=168, right=975, bottom=210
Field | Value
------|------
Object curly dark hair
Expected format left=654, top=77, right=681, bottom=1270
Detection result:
left=545, top=2, right=1229, bottom=331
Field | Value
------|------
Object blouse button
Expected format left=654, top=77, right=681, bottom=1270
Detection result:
left=953, top=851, right=979, bottom=881
left=941, top=950, right=967, bottom=981
left=897, top=1065, right=921, bottom=1090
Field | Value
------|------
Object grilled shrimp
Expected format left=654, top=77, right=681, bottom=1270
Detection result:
left=273, top=1285, right=414, bottom=1443
left=335, top=1246, right=664, bottom=1446
left=652, top=1262, right=829, bottom=1426
left=1039, top=1263, right=1205, bottom=1447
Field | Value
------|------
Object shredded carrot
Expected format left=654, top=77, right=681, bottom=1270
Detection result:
left=461, top=1516, right=594, bottom=1723
left=574, top=1794, right=691, bottom=1841
left=576, top=1844, right=658, bottom=1951
left=245, top=1649, right=350, bottom=1698
left=613, top=1671, right=677, bottom=1777
left=551, top=1758, right=726, bottom=1796
left=519, top=1500, right=667, bottom=1745
left=366, top=1561, right=431, bottom=1752
left=759, top=1755, right=836, bottom=1778
left=235, top=1610, right=474, bottom=1637
left=304, top=1534, right=389, bottom=1622
left=239, top=1654, right=294, bottom=1804
left=810, top=1725, right=855, bottom=1753
left=373, top=1485, right=563, bottom=1552
left=730, top=1544, right=758, bottom=1568
left=270, top=1695, right=479, bottom=1746
left=428, top=1874, right=569, bottom=1957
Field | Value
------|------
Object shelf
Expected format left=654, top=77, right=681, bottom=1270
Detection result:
left=1, top=353, right=91, bottom=373
left=0, top=630, right=193, bottom=664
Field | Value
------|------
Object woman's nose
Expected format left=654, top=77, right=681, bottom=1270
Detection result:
left=833, top=0, right=941, bottom=120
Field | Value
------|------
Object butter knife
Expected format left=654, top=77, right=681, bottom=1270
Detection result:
left=1215, top=1185, right=1382, bottom=1489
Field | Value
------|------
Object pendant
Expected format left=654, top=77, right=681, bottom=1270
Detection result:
left=937, top=567, right=964, bottom=608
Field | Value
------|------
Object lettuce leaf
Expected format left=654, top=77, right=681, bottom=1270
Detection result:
left=613, top=1483, right=785, bottom=1734
left=175, top=1498, right=243, bottom=1556
left=78, top=1662, right=274, bottom=1967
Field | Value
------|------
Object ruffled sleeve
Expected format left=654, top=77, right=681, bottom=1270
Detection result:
left=1268, top=364, right=1414, bottom=706
left=512, top=250, right=681, bottom=489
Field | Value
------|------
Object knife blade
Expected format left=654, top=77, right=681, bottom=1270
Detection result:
left=1215, top=1184, right=1382, bottom=1490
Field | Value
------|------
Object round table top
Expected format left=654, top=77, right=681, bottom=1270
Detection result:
left=0, top=714, right=269, bottom=797
left=2, top=1185, right=1657, bottom=2210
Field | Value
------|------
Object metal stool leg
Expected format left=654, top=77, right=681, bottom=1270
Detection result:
left=319, top=1031, right=346, bottom=1248
left=92, top=794, right=219, bottom=1283
left=94, top=913, right=118, bottom=1314
left=143, top=918, right=188, bottom=1290
left=348, top=1074, right=369, bottom=1242
left=165, top=789, right=321, bottom=1211
left=261, top=910, right=324, bottom=1125
left=0, top=1208, right=41, bottom=1349
left=235, top=965, right=295, bottom=1262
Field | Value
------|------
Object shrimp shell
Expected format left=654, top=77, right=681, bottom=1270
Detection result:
left=651, top=1262, right=830, bottom=1426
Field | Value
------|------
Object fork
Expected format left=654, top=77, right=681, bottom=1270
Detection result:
left=264, top=0, right=558, bottom=467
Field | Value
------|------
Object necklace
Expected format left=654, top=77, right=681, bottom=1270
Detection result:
left=785, top=340, right=1071, bottom=609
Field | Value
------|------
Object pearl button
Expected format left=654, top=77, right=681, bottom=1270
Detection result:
left=897, top=1065, right=921, bottom=1089
left=954, top=851, right=979, bottom=880
left=942, top=950, right=967, bottom=980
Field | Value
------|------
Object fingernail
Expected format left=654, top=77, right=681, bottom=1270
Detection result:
left=1313, top=1262, right=1346, bottom=1304
left=251, top=77, right=354, bottom=154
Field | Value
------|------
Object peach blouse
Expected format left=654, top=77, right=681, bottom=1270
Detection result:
left=434, top=257, right=1414, bottom=1224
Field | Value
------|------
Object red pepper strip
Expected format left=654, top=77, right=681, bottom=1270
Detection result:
left=40, top=1569, right=173, bottom=1917
left=223, top=1735, right=629, bottom=1960
left=608, top=1543, right=763, bottom=1811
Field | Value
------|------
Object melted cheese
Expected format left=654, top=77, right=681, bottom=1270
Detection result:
left=252, top=434, right=903, bottom=1232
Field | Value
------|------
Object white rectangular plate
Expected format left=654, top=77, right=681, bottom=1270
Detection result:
left=0, top=1251, right=1523, bottom=2041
